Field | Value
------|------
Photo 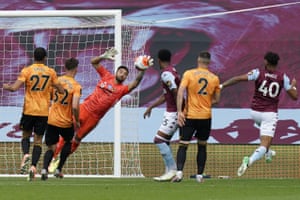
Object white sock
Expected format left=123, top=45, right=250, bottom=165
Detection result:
left=249, top=146, right=267, bottom=166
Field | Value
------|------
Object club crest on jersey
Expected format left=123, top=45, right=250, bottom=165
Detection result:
left=100, top=82, right=106, bottom=88
left=100, top=81, right=114, bottom=92
left=166, top=80, right=172, bottom=87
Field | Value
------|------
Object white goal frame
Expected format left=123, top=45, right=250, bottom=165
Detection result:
left=0, top=9, right=130, bottom=177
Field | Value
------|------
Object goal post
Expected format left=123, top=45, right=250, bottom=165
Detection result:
left=0, top=10, right=150, bottom=177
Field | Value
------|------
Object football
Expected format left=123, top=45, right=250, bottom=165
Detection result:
left=134, top=55, right=153, bottom=70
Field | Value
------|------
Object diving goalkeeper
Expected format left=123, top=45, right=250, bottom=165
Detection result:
left=50, top=48, right=153, bottom=170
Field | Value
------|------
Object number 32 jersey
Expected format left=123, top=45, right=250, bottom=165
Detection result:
left=48, top=75, right=82, bottom=128
left=248, top=68, right=292, bottom=112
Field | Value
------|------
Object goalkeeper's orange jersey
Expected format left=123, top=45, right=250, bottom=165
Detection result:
left=181, top=67, right=220, bottom=119
left=82, top=65, right=129, bottom=119
left=17, top=63, right=59, bottom=116
left=48, top=75, right=82, bottom=128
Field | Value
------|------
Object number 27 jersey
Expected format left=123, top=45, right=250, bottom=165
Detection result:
left=18, top=63, right=59, bottom=116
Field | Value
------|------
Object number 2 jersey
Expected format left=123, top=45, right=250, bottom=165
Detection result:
left=17, top=63, right=59, bottom=116
left=248, top=68, right=293, bottom=112
left=181, top=67, right=220, bottom=119
left=48, top=75, right=82, bottom=128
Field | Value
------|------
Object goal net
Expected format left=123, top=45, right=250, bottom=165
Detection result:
left=0, top=10, right=151, bottom=177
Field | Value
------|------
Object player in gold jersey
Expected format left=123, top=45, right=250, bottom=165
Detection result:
left=3, top=47, right=63, bottom=180
left=41, top=58, right=81, bottom=180
left=172, top=51, right=221, bottom=183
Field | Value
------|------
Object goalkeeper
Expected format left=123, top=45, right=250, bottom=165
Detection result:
left=50, top=47, right=153, bottom=167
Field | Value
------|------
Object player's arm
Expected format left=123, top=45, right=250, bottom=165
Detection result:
left=52, top=82, right=64, bottom=94
left=284, top=76, right=298, bottom=100
left=128, top=70, right=145, bottom=92
left=212, top=78, right=221, bottom=105
left=91, top=47, right=118, bottom=70
left=176, top=84, right=186, bottom=127
left=143, top=94, right=165, bottom=119
left=72, top=95, right=81, bottom=129
left=3, top=80, right=23, bottom=92
left=220, top=69, right=259, bottom=89
left=72, top=87, right=82, bottom=129
left=220, top=74, right=248, bottom=89
left=212, top=91, right=221, bottom=105
left=128, top=55, right=154, bottom=92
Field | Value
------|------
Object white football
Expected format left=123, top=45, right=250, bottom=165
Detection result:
left=134, top=55, right=149, bottom=70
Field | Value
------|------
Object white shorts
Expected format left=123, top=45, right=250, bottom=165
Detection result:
left=250, top=110, right=278, bottom=137
left=158, top=111, right=178, bottom=137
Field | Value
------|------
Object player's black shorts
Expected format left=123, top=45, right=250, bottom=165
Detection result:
left=45, top=124, right=74, bottom=146
left=19, top=114, right=48, bottom=136
left=179, top=118, right=211, bottom=142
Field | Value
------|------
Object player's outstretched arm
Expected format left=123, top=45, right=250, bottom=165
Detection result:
left=3, top=80, right=23, bottom=92
left=128, top=55, right=154, bottom=92
left=91, top=47, right=118, bottom=69
left=220, top=74, right=248, bottom=89
left=128, top=70, right=145, bottom=92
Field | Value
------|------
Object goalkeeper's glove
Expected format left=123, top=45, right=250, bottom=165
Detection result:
left=134, top=55, right=154, bottom=70
left=99, top=47, right=118, bottom=60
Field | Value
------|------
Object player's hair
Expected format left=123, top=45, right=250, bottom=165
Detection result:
left=34, top=47, right=47, bottom=61
left=199, top=51, right=211, bottom=60
left=117, top=65, right=129, bottom=73
left=65, top=57, right=79, bottom=70
left=264, top=51, right=280, bottom=66
left=158, top=49, right=171, bottom=62
left=198, top=51, right=211, bottom=64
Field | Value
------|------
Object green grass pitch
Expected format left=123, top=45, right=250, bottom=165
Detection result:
left=1, top=177, right=300, bottom=200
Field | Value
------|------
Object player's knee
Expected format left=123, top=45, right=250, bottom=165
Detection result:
left=197, top=140, right=207, bottom=146
left=73, top=135, right=82, bottom=143
left=154, top=136, right=169, bottom=145
left=22, top=131, right=32, bottom=138
left=34, top=139, right=43, bottom=146
left=156, top=143, right=171, bottom=156
left=197, top=141, right=207, bottom=152
left=178, top=142, right=188, bottom=151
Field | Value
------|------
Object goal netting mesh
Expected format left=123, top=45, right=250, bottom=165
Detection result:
left=0, top=10, right=151, bottom=177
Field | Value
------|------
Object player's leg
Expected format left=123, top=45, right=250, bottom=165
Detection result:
left=238, top=111, right=277, bottom=176
left=172, top=119, right=195, bottom=182
left=19, top=114, right=32, bottom=174
left=71, top=108, right=99, bottom=153
left=55, top=127, right=74, bottom=178
left=28, top=116, right=48, bottom=181
left=249, top=112, right=277, bottom=165
left=265, top=148, right=276, bottom=163
left=41, top=124, right=60, bottom=180
left=153, top=112, right=177, bottom=181
left=52, top=136, right=65, bottom=159
left=20, top=132, right=31, bottom=174
left=153, top=138, right=176, bottom=181
left=48, top=136, right=64, bottom=173
left=194, top=118, right=211, bottom=183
